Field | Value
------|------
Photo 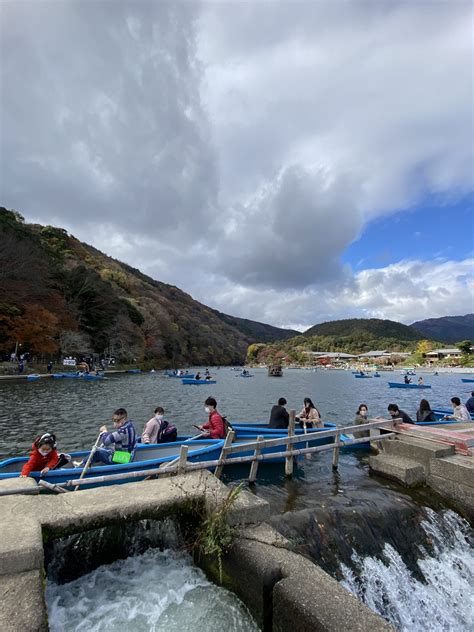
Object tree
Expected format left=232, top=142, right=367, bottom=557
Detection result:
left=457, top=340, right=472, bottom=356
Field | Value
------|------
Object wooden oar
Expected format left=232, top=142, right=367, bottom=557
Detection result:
left=74, top=432, right=103, bottom=491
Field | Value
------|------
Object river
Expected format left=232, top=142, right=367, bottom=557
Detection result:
left=1, top=368, right=473, bottom=630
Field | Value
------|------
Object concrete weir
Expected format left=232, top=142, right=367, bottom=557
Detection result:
left=0, top=472, right=392, bottom=632
left=370, top=424, right=474, bottom=520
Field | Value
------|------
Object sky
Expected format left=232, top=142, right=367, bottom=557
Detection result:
left=1, top=0, right=473, bottom=331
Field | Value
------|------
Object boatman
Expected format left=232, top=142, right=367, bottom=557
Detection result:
left=88, top=408, right=137, bottom=465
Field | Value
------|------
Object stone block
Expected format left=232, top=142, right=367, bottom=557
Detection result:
left=384, top=436, right=455, bottom=471
left=0, top=519, right=43, bottom=576
left=429, top=455, right=474, bottom=487
left=0, top=477, right=38, bottom=494
left=369, top=455, right=426, bottom=487
left=427, top=474, right=474, bottom=520
left=0, top=570, right=48, bottom=632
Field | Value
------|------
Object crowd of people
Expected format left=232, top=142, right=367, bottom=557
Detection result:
left=19, top=390, right=474, bottom=477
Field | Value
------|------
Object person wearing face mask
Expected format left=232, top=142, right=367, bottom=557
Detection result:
left=297, top=397, right=322, bottom=429
left=197, top=397, right=225, bottom=439
left=142, top=407, right=177, bottom=444
left=20, top=433, right=61, bottom=477
left=353, top=403, right=370, bottom=438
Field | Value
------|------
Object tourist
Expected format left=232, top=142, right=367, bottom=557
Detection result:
left=47, top=361, right=53, bottom=374
left=418, top=376, right=424, bottom=386
left=205, top=368, right=210, bottom=376
left=387, top=404, right=414, bottom=424
left=443, top=397, right=471, bottom=422
left=353, top=403, right=370, bottom=438
left=195, top=372, right=201, bottom=381
left=465, top=392, right=474, bottom=414
left=404, top=375, right=411, bottom=384
left=297, top=397, right=323, bottom=428
left=19, top=433, right=71, bottom=477
left=89, top=408, right=137, bottom=465
left=205, top=374, right=213, bottom=380
left=416, top=399, right=435, bottom=423
left=268, top=397, right=289, bottom=429
left=18, top=359, right=24, bottom=374
left=142, top=407, right=177, bottom=444
left=196, top=397, right=225, bottom=439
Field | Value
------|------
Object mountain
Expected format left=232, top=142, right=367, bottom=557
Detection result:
left=410, top=314, right=474, bottom=344
left=304, top=318, right=424, bottom=342
left=0, top=207, right=295, bottom=365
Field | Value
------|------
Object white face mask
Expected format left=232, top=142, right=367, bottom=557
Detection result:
left=39, top=448, right=50, bottom=456
left=204, top=406, right=211, bottom=413
left=155, top=414, right=164, bottom=421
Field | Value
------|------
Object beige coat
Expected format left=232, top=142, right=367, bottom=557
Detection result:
left=298, top=406, right=323, bottom=427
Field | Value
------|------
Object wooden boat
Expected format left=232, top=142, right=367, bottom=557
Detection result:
left=0, top=440, right=224, bottom=487
left=182, top=378, right=217, bottom=385
left=267, top=365, right=283, bottom=377
left=239, top=373, right=254, bottom=378
left=388, top=382, right=431, bottom=389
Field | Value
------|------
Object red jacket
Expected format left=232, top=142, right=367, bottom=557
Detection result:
left=202, top=410, right=225, bottom=439
left=21, top=444, right=59, bottom=476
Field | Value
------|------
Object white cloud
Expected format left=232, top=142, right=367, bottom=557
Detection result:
left=1, top=1, right=473, bottom=328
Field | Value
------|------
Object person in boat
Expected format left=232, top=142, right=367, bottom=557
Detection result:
left=205, top=374, right=213, bottom=380
left=242, top=369, right=249, bottom=376
left=353, top=403, right=370, bottom=438
left=19, top=433, right=71, bottom=477
left=197, top=397, right=225, bottom=439
left=416, top=399, right=435, bottom=422
left=297, top=397, right=323, bottom=428
left=195, top=372, right=201, bottom=380
left=142, top=407, right=177, bottom=444
left=268, top=397, right=289, bottom=429
left=404, top=375, right=411, bottom=384
left=465, top=392, right=474, bottom=414
left=417, top=377, right=424, bottom=386
left=443, top=397, right=471, bottom=422
left=204, top=368, right=210, bottom=376
left=387, top=404, right=414, bottom=424
left=89, top=408, right=137, bottom=465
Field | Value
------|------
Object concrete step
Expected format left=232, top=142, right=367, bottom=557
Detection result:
left=429, top=454, right=474, bottom=487
left=381, top=436, right=454, bottom=471
left=369, top=454, right=426, bottom=487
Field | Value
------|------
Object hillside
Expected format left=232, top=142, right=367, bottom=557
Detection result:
left=211, top=311, right=299, bottom=344
left=247, top=317, right=433, bottom=365
left=0, top=208, right=295, bottom=365
left=304, top=318, right=423, bottom=341
left=410, top=314, right=474, bottom=344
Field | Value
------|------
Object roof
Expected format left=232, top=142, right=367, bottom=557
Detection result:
left=304, top=351, right=358, bottom=359
left=426, top=348, right=462, bottom=354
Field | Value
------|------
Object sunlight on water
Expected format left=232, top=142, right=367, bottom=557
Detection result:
left=340, top=509, right=474, bottom=631
left=46, top=548, right=259, bottom=632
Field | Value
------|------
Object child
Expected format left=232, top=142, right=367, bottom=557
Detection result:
left=20, top=433, right=68, bottom=477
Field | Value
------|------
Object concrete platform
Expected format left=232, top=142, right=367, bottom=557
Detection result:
left=381, top=436, right=454, bottom=472
left=369, top=454, right=426, bottom=487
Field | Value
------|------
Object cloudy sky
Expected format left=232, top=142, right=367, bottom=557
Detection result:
left=1, top=0, right=473, bottom=330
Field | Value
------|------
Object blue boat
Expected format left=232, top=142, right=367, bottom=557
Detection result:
left=61, top=372, right=81, bottom=378
left=461, top=378, right=474, bottom=383
left=354, top=374, right=372, bottom=378
left=239, top=373, right=254, bottom=378
left=0, top=440, right=224, bottom=488
left=388, top=382, right=431, bottom=389
left=26, top=374, right=40, bottom=381
left=127, top=369, right=141, bottom=374
left=432, top=407, right=474, bottom=421
left=82, top=374, right=104, bottom=381
left=373, top=372, right=380, bottom=377
left=51, top=373, right=64, bottom=378
left=182, top=378, right=217, bottom=385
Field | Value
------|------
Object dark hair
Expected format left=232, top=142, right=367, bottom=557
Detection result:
left=303, top=398, right=315, bottom=408
left=154, top=406, right=164, bottom=414
left=34, top=432, right=56, bottom=449
left=451, top=397, right=461, bottom=406
left=419, top=399, right=431, bottom=412
left=114, top=408, right=127, bottom=417
left=471, top=391, right=474, bottom=397
left=205, top=396, right=217, bottom=407
left=387, top=404, right=399, bottom=412
left=357, top=403, right=368, bottom=414
left=278, top=397, right=287, bottom=406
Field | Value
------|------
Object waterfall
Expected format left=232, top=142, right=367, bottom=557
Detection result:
left=340, top=509, right=473, bottom=631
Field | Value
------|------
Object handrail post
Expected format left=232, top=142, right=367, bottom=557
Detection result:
left=215, top=430, right=235, bottom=479
left=285, top=410, right=296, bottom=477
left=332, top=432, right=341, bottom=470
left=177, top=445, right=188, bottom=474
left=249, top=435, right=264, bottom=482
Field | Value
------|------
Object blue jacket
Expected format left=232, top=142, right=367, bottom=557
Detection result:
left=101, top=420, right=137, bottom=453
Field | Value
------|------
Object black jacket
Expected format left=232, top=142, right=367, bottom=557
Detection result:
left=268, top=405, right=289, bottom=429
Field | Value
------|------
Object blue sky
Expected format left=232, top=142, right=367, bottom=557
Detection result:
left=344, top=194, right=474, bottom=271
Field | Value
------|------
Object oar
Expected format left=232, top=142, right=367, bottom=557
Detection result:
left=74, top=432, right=103, bottom=491
left=184, top=433, right=204, bottom=442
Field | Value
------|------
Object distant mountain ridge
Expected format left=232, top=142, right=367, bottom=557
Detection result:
left=410, top=314, right=474, bottom=344
left=304, top=318, right=424, bottom=342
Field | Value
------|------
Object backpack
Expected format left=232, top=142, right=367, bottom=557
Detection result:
left=157, top=419, right=178, bottom=443
left=222, top=416, right=234, bottom=435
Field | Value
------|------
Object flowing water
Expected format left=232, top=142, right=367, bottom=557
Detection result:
left=1, top=368, right=473, bottom=630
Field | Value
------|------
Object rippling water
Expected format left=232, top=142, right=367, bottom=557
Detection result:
left=0, top=367, right=469, bottom=457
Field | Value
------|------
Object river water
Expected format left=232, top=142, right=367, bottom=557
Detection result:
left=1, top=368, right=473, bottom=630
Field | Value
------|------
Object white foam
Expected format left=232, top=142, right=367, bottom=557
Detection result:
left=340, top=509, right=474, bottom=631
left=46, top=548, right=259, bottom=631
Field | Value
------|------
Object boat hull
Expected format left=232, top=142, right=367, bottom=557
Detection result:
left=388, top=382, right=431, bottom=389
left=182, top=379, right=217, bottom=384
